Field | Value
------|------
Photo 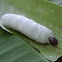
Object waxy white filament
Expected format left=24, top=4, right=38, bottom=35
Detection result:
left=1, top=14, right=54, bottom=44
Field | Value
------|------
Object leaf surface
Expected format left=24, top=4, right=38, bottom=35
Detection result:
left=0, top=27, right=49, bottom=62
left=48, top=0, right=62, bottom=6
left=0, top=0, right=62, bottom=61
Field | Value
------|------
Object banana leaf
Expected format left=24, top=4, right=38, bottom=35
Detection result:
left=48, top=0, right=62, bottom=6
left=0, top=0, right=62, bottom=61
left=0, top=27, right=49, bottom=62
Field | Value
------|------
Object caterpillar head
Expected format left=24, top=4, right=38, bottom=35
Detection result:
left=48, top=37, right=58, bottom=46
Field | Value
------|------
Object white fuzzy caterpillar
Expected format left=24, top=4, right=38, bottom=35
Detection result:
left=0, top=14, right=58, bottom=46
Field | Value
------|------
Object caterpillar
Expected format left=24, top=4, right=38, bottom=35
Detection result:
left=0, top=14, right=58, bottom=46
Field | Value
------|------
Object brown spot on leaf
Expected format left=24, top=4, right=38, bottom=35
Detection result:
left=55, top=46, right=60, bottom=50
left=18, top=8, right=21, bottom=10
left=59, top=25, right=62, bottom=31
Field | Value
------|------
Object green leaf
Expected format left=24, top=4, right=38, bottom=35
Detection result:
left=0, top=0, right=49, bottom=62
left=48, top=0, right=62, bottom=6
left=0, top=27, right=49, bottom=62
left=0, top=0, right=62, bottom=61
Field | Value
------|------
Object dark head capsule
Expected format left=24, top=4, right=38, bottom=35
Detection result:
left=48, top=37, right=58, bottom=46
